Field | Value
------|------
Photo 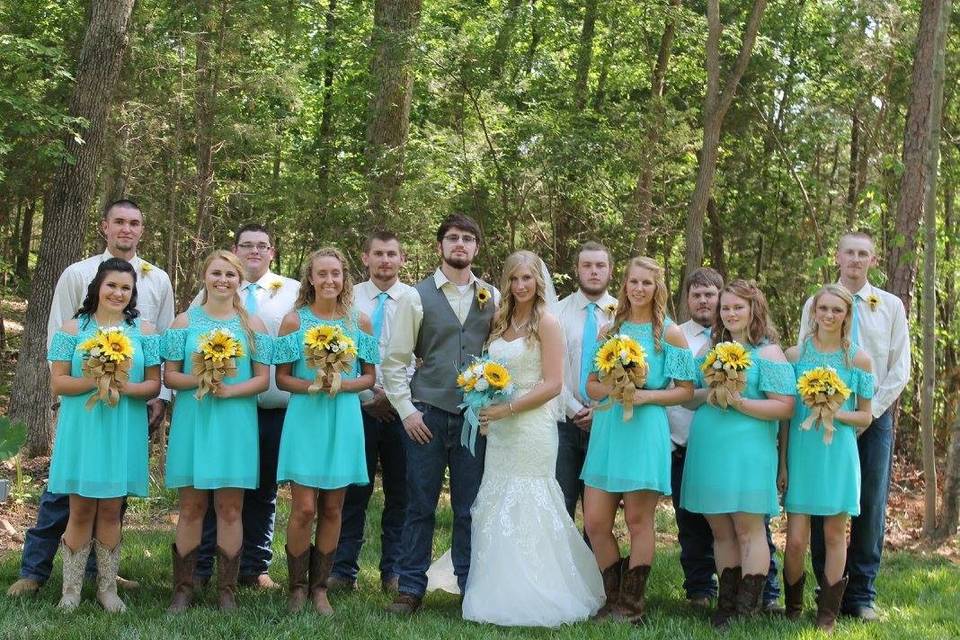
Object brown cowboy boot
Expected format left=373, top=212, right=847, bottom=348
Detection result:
left=167, top=543, right=198, bottom=614
left=784, top=571, right=805, bottom=621
left=815, top=576, right=848, bottom=633
left=309, top=547, right=335, bottom=615
left=617, top=563, right=651, bottom=624
left=286, top=545, right=310, bottom=613
left=216, top=547, right=241, bottom=611
left=735, top=573, right=767, bottom=618
left=710, top=566, right=741, bottom=628
left=594, top=558, right=624, bottom=619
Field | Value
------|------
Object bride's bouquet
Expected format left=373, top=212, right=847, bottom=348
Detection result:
left=796, top=366, right=852, bottom=444
left=456, top=356, right=516, bottom=455
left=594, top=334, right=648, bottom=420
left=191, top=328, right=244, bottom=399
left=78, top=326, right=134, bottom=409
left=304, top=324, right=357, bottom=395
left=701, top=341, right=751, bottom=409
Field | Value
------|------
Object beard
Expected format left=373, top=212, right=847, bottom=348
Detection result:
left=443, top=253, right=472, bottom=270
left=690, top=309, right=716, bottom=327
left=579, top=280, right=608, bottom=297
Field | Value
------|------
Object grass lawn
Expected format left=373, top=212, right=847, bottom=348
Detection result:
left=0, top=484, right=958, bottom=640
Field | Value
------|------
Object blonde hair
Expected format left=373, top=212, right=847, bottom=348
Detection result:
left=609, top=256, right=668, bottom=352
left=199, top=250, right=257, bottom=350
left=487, top=250, right=548, bottom=348
left=807, top=283, right=854, bottom=366
left=712, top=279, right=779, bottom=347
left=295, top=247, right=355, bottom=320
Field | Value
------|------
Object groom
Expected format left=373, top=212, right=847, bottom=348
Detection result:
left=382, top=214, right=497, bottom=614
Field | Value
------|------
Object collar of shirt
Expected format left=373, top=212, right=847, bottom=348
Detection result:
left=100, top=249, right=141, bottom=269
left=361, top=279, right=406, bottom=301
left=433, top=268, right=480, bottom=291
left=838, top=279, right=876, bottom=299
left=574, top=288, right=615, bottom=310
left=685, top=320, right=711, bottom=336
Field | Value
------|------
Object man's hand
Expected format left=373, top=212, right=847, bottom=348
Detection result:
left=572, top=407, right=593, bottom=432
left=147, top=398, right=167, bottom=433
left=402, top=411, right=432, bottom=444
left=362, top=387, right=397, bottom=422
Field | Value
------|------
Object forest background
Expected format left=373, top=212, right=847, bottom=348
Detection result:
left=0, top=0, right=958, bottom=540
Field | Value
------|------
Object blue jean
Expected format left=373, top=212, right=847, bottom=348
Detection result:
left=396, top=403, right=485, bottom=598
left=671, top=446, right=781, bottom=603
left=196, top=407, right=284, bottom=578
left=555, top=419, right=589, bottom=521
left=811, top=409, right=893, bottom=609
left=19, top=490, right=127, bottom=582
left=332, top=407, right=408, bottom=582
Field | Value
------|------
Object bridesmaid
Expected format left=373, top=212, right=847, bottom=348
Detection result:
left=780, top=284, right=873, bottom=632
left=46, top=258, right=160, bottom=612
left=273, top=248, right=378, bottom=614
left=582, top=257, right=695, bottom=623
left=163, top=250, right=272, bottom=612
left=680, top=279, right=796, bottom=627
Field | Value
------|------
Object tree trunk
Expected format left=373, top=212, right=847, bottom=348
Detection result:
left=886, top=0, right=948, bottom=316
left=15, top=199, right=36, bottom=279
left=316, top=0, right=338, bottom=219
left=572, top=0, right=599, bottom=111
left=682, top=0, right=767, bottom=278
left=8, top=0, right=136, bottom=457
left=489, top=0, right=522, bottom=80
left=364, top=0, right=423, bottom=225
left=845, top=107, right=861, bottom=225
left=937, top=411, right=960, bottom=540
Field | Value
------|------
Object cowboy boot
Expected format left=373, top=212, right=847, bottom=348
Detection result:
left=710, top=566, right=741, bottom=628
left=167, top=543, right=198, bottom=614
left=286, top=545, right=311, bottom=613
left=93, top=539, right=126, bottom=613
left=618, top=563, right=651, bottom=624
left=309, top=546, right=335, bottom=615
left=594, top=557, right=624, bottom=619
left=784, top=571, right=805, bottom=621
left=815, top=576, right=848, bottom=633
left=57, top=539, right=93, bottom=611
left=216, top=547, right=241, bottom=611
left=735, top=573, right=767, bottom=618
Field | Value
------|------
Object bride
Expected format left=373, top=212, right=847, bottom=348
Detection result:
left=462, top=250, right=604, bottom=627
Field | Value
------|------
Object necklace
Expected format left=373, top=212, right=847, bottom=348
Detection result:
left=510, top=316, right=530, bottom=333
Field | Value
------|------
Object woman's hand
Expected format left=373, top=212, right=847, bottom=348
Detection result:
left=212, top=383, right=235, bottom=399
left=632, top=389, right=652, bottom=406
left=479, top=403, right=512, bottom=427
left=777, top=465, right=788, bottom=494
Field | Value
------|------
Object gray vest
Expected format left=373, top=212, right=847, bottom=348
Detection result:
left=410, top=275, right=494, bottom=414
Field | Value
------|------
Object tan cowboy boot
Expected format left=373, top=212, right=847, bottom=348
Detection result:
left=710, top=566, right=741, bottom=628
left=617, top=563, right=651, bottom=624
left=57, top=539, right=92, bottom=611
left=594, top=557, right=624, bottom=619
left=93, top=539, right=126, bottom=613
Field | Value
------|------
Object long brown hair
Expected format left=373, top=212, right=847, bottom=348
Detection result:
left=806, top=283, right=854, bottom=366
left=609, top=256, right=668, bottom=352
left=712, top=279, right=779, bottom=347
left=199, top=250, right=257, bottom=350
left=295, top=247, right=355, bottom=320
left=487, top=250, right=548, bottom=348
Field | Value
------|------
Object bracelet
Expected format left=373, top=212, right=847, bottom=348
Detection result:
left=508, top=402, right=515, bottom=415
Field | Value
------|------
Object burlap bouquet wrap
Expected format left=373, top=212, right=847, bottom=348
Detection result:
left=78, top=327, right=134, bottom=410
left=797, top=366, right=852, bottom=445
left=304, top=325, right=357, bottom=395
left=701, top=341, right=752, bottom=410
left=594, top=334, right=648, bottom=421
left=191, top=328, right=244, bottom=400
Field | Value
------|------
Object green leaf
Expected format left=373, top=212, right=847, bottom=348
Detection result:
left=0, top=416, right=27, bottom=461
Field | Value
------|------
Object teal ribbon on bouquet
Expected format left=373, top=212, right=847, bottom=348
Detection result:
left=459, top=402, right=483, bottom=456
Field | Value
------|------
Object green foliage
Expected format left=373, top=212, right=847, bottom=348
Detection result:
left=0, top=415, right=25, bottom=460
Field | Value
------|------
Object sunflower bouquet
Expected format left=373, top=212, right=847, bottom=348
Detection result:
left=796, top=366, right=852, bottom=444
left=456, top=356, right=516, bottom=454
left=701, top=341, right=752, bottom=409
left=191, top=328, right=245, bottom=400
left=304, top=324, right=357, bottom=395
left=77, top=326, right=135, bottom=409
left=594, top=334, right=648, bottom=421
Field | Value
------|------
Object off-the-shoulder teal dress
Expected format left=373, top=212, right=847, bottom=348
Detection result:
left=580, top=321, right=696, bottom=494
left=47, top=316, right=160, bottom=498
left=162, top=307, right=273, bottom=489
left=785, top=340, right=875, bottom=516
left=681, top=343, right=796, bottom=515
left=273, top=308, right=380, bottom=489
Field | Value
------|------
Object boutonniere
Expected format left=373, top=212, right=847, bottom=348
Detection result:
left=140, top=262, right=153, bottom=276
left=476, top=286, right=492, bottom=310
left=603, top=303, right=617, bottom=315
left=268, top=279, right=283, bottom=298
left=866, top=293, right=880, bottom=311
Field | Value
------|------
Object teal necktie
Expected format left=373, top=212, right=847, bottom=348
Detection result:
left=371, top=291, right=389, bottom=341
left=580, top=302, right=599, bottom=401
left=244, top=283, right=259, bottom=315
left=850, top=293, right=862, bottom=346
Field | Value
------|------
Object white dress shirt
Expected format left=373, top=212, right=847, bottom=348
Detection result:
left=190, top=269, right=300, bottom=408
left=352, top=278, right=414, bottom=399
left=382, top=268, right=500, bottom=421
left=665, top=320, right=712, bottom=447
left=798, top=280, right=910, bottom=418
left=555, top=289, right=618, bottom=419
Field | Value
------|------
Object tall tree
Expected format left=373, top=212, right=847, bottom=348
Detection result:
left=8, top=0, right=137, bottom=456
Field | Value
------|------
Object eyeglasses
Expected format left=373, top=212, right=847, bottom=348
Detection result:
left=442, top=233, right=477, bottom=245
left=237, top=242, right=272, bottom=252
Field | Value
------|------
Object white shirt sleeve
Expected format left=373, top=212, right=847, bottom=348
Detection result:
left=872, top=296, right=910, bottom=417
left=47, top=267, right=84, bottom=350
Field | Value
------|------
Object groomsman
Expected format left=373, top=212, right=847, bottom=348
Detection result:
left=7, top=199, right=175, bottom=597
left=328, top=231, right=410, bottom=593
left=193, top=223, right=300, bottom=588
left=382, top=214, right=498, bottom=614
left=798, top=230, right=910, bottom=620
left=666, top=267, right=782, bottom=611
left=555, top=241, right=616, bottom=522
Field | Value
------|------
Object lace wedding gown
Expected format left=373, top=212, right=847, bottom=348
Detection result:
left=461, top=337, right=604, bottom=627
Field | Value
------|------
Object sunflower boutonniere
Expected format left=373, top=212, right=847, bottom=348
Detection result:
left=140, top=262, right=153, bottom=276
left=476, top=286, right=492, bottom=310
left=866, top=293, right=880, bottom=312
left=268, top=279, right=283, bottom=298
left=603, top=302, right=617, bottom=316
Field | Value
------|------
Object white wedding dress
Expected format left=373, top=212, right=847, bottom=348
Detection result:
left=461, top=337, right=604, bottom=627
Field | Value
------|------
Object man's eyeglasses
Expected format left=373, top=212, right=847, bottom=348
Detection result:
left=442, top=234, right=477, bottom=245
left=237, top=242, right=272, bottom=252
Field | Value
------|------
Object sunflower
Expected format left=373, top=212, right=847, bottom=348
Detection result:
left=482, top=362, right=511, bottom=389
left=476, top=286, right=492, bottom=309
left=619, top=337, right=646, bottom=366
left=77, top=336, right=100, bottom=353
left=305, top=325, right=338, bottom=350
left=866, top=293, right=880, bottom=311
left=797, top=367, right=850, bottom=399
left=201, top=329, right=244, bottom=362
left=715, top=342, right=751, bottom=370
left=594, top=338, right=621, bottom=374
left=98, top=329, right=134, bottom=363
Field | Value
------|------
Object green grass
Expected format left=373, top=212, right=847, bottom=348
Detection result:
left=1, top=488, right=958, bottom=640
